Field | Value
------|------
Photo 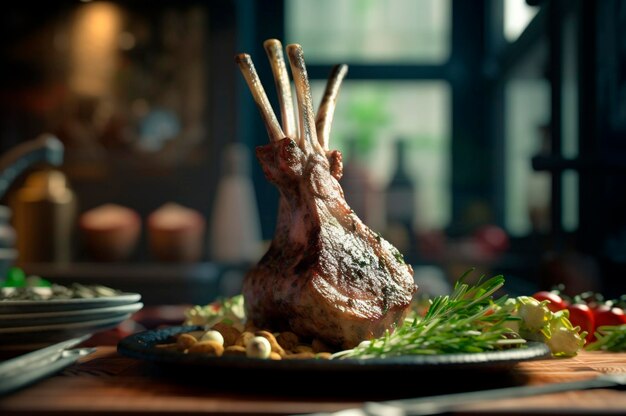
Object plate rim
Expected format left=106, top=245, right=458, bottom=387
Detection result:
left=0, top=292, right=142, bottom=313
left=0, top=313, right=134, bottom=334
left=0, top=302, right=144, bottom=321
left=117, top=325, right=552, bottom=371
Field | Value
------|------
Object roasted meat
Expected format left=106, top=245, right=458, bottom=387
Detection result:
left=236, top=39, right=417, bottom=349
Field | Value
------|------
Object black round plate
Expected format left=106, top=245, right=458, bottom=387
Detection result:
left=117, top=325, right=552, bottom=397
left=118, top=325, right=550, bottom=371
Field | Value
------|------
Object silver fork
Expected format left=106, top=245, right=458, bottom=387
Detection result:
left=0, top=336, right=96, bottom=395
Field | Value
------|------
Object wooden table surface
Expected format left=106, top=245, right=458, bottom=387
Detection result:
left=0, top=345, right=625, bottom=415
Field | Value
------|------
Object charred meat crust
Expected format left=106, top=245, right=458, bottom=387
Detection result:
left=238, top=41, right=417, bottom=349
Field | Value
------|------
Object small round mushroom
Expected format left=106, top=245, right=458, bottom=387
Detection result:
left=255, top=330, right=285, bottom=355
left=200, top=330, right=224, bottom=346
left=212, top=322, right=241, bottom=346
left=246, top=336, right=272, bottom=359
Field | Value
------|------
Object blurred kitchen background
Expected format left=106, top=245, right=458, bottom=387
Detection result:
left=1, top=0, right=625, bottom=306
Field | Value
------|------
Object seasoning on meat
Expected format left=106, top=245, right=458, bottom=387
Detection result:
left=236, top=39, right=417, bottom=349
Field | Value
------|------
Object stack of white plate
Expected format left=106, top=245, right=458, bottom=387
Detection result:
left=0, top=291, right=143, bottom=349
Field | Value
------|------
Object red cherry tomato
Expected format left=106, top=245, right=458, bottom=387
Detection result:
left=532, top=291, right=568, bottom=313
left=593, top=304, right=626, bottom=328
left=566, top=303, right=595, bottom=343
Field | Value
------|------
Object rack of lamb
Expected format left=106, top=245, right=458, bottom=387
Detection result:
left=236, top=39, right=417, bottom=349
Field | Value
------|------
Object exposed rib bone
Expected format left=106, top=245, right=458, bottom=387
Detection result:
left=316, top=64, right=348, bottom=151
left=241, top=40, right=417, bottom=350
left=264, top=39, right=297, bottom=141
left=235, top=53, right=284, bottom=142
left=286, top=44, right=322, bottom=155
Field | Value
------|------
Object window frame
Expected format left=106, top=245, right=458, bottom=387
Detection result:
left=237, top=0, right=495, bottom=241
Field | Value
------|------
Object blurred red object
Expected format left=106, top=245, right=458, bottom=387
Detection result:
left=79, top=204, right=141, bottom=262
left=131, top=304, right=189, bottom=329
left=472, top=224, right=509, bottom=257
left=147, top=202, right=206, bottom=262
left=416, top=229, right=447, bottom=260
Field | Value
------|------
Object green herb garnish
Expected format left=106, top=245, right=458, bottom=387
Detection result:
left=184, top=294, right=246, bottom=330
left=586, top=325, right=626, bottom=351
left=334, top=270, right=525, bottom=359
left=183, top=269, right=586, bottom=359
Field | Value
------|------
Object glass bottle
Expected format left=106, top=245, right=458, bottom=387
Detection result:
left=209, top=143, right=262, bottom=264
left=385, top=139, right=416, bottom=255
left=11, top=169, right=77, bottom=264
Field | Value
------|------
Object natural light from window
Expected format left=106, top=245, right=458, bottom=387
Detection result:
left=504, top=0, right=539, bottom=42
left=505, top=79, right=550, bottom=236
left=286, top=0, right=451, bottom=63
left=310, top=81, right=451, bottom=233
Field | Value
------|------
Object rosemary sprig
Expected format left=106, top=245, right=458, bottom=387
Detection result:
left=334, top=270, right=525, bottom=359
left=585, top=324, right=626, bottom=351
